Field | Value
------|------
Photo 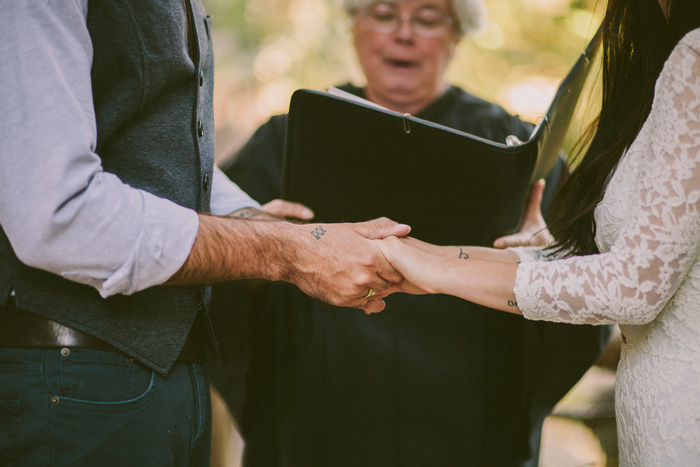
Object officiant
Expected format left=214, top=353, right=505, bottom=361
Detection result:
left=211, top=0, right=610, bottom=465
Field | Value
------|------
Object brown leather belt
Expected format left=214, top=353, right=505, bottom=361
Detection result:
left=0, top=299, right=204, bottom=363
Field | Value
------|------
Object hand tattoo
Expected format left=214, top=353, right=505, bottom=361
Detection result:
left=311, top=226, right=327, bottom=240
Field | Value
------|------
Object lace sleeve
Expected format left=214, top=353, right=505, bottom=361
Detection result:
left=513, top=39, right=700, bottom=325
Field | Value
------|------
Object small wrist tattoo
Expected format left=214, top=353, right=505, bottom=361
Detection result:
left=458, top=248, right=469, bottom=260
left=235, top=208, right=262, bottom=219
left=507, top=299, right=518, bottom=307
left=311, top=226, right=327, bottom=240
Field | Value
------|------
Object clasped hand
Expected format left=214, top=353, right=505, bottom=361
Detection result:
left=287, top=217, right=411, bottom=314
left=371, top=181, right=553, bottom=310
left=273, top=178, right=551, bottom=314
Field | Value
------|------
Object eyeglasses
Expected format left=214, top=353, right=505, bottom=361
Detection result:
left=357, top=2, right=455, bottom=37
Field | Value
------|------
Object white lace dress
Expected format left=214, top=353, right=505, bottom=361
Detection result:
left=513, top=28, right=700, bottom=466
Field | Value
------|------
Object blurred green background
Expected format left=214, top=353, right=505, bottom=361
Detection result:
left=202, top=0, right=604, bottom=164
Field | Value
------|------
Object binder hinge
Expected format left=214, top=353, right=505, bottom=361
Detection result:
left=505, top=135, right=524, bottom=146
left=403, top=113, right=411, bottom=134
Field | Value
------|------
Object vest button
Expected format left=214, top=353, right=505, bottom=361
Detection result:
left=203, top=173, right=210, bottom=191
left=199, top=71, right=204, bottom=86
left=197, top=120, right=204, bottom=137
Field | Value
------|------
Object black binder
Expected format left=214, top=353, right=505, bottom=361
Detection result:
left=282, top=28, right=601, bottom=246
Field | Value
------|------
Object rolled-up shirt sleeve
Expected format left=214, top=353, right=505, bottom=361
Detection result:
left=0, top=0, right=206, bottom=298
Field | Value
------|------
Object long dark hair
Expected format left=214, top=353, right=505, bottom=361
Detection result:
left=546, top=0, right=700, bottom=257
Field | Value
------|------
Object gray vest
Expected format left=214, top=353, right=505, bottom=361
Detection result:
left=0, top=0, right=215, bottom=375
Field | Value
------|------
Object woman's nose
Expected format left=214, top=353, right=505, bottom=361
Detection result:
left=394, top=14, right=416, bottom=41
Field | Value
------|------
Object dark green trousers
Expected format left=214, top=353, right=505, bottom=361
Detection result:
left=0, top=348, right=211, bottom=466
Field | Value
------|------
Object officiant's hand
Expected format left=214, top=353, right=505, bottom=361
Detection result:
left=261, top=199, right=315, bottom=221
left=493, top=180, right=553, bottom=249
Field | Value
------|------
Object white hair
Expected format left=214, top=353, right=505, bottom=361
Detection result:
left=341, top=0, right=488, bottom=38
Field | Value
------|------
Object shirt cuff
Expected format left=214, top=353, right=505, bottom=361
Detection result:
left=96, top=193, right=200, bottom=297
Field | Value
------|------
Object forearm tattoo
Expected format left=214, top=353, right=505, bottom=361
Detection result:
left=311, top=225, right=327, bottom=240
left=458, top=247, right=469, bottom=259
left=233, top=208, right=265, bottom=219
left=507, top=299, right=518, bottom=307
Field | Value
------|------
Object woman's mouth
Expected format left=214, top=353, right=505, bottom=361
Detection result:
left=385, top=58, right=419, bottom=70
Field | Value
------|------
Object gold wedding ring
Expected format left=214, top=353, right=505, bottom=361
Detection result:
left=362, top=287, right=378, bottom=299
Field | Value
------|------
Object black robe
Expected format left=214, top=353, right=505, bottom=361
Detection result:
left=211, top=84, right=611, bottom=467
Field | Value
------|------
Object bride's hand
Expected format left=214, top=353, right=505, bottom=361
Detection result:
left=375, top=236, right=443, bottom=297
